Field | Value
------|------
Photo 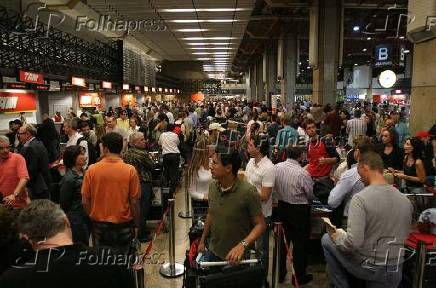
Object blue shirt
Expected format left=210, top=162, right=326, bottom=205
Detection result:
left=275, top=126, right=299, bottom=148
left=328, top=166, right=365, bottom=217
left=395, top=122, right=409, bottom=147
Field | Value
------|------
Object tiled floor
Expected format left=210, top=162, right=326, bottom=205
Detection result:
left=140, top=188, right=330, bottom=288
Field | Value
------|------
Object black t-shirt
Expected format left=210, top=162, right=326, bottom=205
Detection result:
left=377, top=144, right=404, bottom=170
left=0, top=244, right=133, bottom=288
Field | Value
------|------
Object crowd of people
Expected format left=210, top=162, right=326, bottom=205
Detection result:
left=0, top=98, right=435, bottom=288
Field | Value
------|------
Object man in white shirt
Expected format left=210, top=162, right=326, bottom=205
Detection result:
left=63, top=119, right=88, bottom=168
left=162, top=105, right=175, bottom=124
left=245, top=134, right=274, bottom=283
left=346, top=109, right=367, bottom=147
left=158, top=124, right=180, bottom=195
left=274, top=146, right=314, bottom=285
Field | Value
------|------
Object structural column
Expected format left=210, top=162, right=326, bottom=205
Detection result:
left=250, top=65, right=256, bottom=103
left=256, top=58, right=264, bottom=103
left=310, top=0, right=341, bottom=105
left=265, top=41, right=277, bottom=106
left=245, top=69, right=252, bottom=102
left=407, top=0, right=436, bottom=133
left=284, top=33, right=297, bottom=108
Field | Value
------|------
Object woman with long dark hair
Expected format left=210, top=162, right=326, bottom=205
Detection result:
left=394, top=137, right=426, bottom=192
left=377, top=128, right=403, bottom=170
left=59, top=146, right=89, bottom=244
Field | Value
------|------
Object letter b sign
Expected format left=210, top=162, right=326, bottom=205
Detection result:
left=378, top=48, right=388, bottom=61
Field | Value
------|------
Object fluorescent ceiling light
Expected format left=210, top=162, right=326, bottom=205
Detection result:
left=169, top=19, right=239, bottom=23
left=182, top=37, right=235, bottom=40
left=192, top=52, right=231, bottom=55
left=187, top=42, right=234, bottom=46
left=159, top=8, right=249, bottom=12
left=176, top=29, right=209, bottom=32
left=189, top=47, right=235, bottom=50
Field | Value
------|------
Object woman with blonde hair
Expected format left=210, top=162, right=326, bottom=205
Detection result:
left=187, top=134, right=212, bottom=201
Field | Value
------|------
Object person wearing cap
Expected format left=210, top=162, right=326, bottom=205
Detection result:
left=208, top=122, right=225, bottom=147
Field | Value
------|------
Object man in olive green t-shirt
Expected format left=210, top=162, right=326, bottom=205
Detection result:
left=198, top=150, right=266, bottom=264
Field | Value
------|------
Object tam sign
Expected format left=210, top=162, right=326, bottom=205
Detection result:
left=19, top=70, right=44, bottom=84
left=0, top=91, right=37, bottom=112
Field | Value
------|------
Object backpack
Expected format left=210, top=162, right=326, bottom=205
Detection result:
left=77, top=137, right=98, bottom=165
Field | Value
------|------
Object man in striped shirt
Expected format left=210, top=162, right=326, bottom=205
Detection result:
left=274, top=147, right=314, bottom=285
left=346, top=109, right=367, bottom=147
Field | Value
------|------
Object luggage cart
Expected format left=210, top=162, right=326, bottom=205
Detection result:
left=183, top=253, right=263, bottom=288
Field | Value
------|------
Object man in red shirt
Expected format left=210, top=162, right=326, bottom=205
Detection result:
left=0, top=135, right=29, bottom=208
left=305, top=119, right=340, bottom=178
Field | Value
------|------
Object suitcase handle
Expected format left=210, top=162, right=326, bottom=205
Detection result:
left=198, top=259, right=258, bottom=267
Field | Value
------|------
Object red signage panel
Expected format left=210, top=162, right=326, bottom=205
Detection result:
left=0, top=91, right=37, bottom=112
left=19, top=70, right=44, bottom=84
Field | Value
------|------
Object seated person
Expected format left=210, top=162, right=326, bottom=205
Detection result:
left=0, top=200, right=133, bottom=288
left=322, top=152, right=412, bottom=288
left=328, top=137, right=374, bottom=226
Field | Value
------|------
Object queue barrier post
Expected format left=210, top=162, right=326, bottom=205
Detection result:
left=159, top=199, right=184, bottom=278
left=178, top=172, right=192, bottom=218
left=271, top=222, right=283, bottom=288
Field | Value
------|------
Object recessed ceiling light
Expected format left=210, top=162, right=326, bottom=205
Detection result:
left=176, top=29, right=209, bottom=32
left=353, top=26, right=360, bottom=31
left=182, top=37, right=236, bottom=40
left=354, top=63, right=358, bottom=66
left=399, top=36, right=405, bottom=39
left=186, top=43, right=234, bottom=46
left=159, top=8, right=249, bottom=12
left=190, top=47, right=235, bottom=50
left=169, top=19, right=239, bottom=23
left=362, top=48, right=367, bottom=52
left=367, top=37, right=371, bottom=40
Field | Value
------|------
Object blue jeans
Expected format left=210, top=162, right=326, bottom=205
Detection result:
left=321, top=234, right=403, bottom=288
left=258, top=217, right=271, bottom=281
left=139, top=181, right=152, bottom=238
left=68, top=212, right=90, bottom=245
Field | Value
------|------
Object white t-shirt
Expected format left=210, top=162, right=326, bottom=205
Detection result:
left=158, top=131, right=180, bottom=155
left=189, top=166, right=212, bottom=200
left=245, top=156, right=275, bottom=217
left=166, top=112, right=175, bottom=124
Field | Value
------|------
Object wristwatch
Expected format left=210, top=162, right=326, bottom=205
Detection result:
left=240, top=240, right=249, bottom=250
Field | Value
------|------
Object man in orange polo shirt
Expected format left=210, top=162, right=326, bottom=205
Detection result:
left=0, top=135, right=29, bottom=209
left=82, top=132, right=140, bottom=253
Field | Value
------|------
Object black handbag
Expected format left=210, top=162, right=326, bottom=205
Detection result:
left=313, top=176, right=334, bottom=205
